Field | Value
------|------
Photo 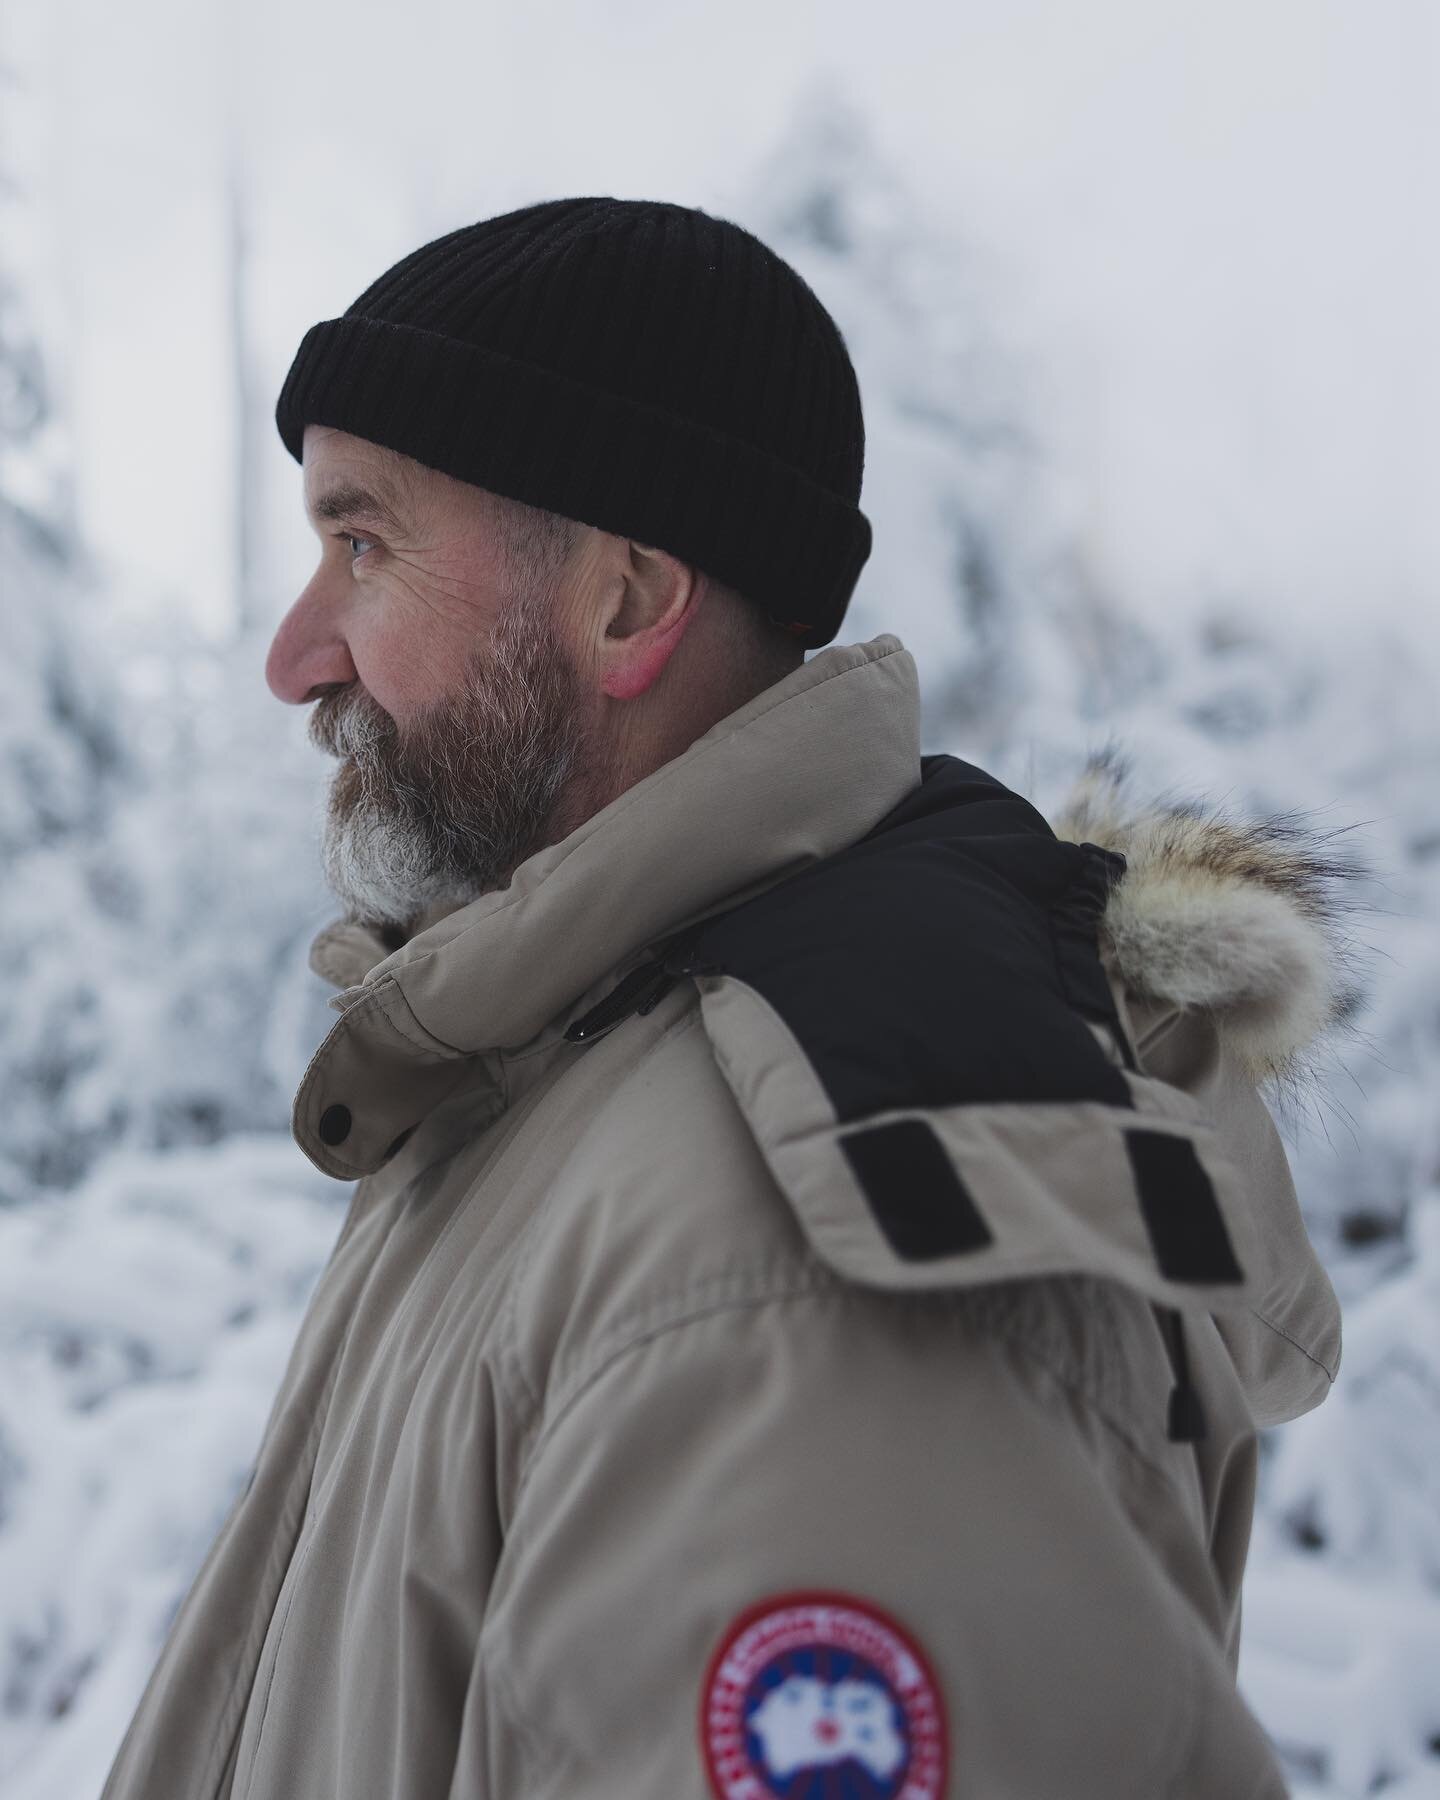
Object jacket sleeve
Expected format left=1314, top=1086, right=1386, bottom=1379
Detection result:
left=469, top=1271, right=1291, bottom=1800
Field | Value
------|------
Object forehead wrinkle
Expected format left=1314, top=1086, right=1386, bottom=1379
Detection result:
left=308, top=480, right=408, bottom=537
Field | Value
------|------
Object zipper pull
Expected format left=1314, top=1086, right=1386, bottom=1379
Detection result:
left=563, top=929, right=722, bottom=1044
left=564, top=959, right=675, bottom=1042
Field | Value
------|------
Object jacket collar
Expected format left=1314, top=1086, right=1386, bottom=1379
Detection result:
left=294, top=633, right=921, bottom=1178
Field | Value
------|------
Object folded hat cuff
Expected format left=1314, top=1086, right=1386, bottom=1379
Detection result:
left=275, top=314, right=871, bottom=648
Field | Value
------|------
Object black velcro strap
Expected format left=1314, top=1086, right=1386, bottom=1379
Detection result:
left=1125, top=1129, right=1244, bottom=1285
left=840, top=1119, right=995, bottom=1261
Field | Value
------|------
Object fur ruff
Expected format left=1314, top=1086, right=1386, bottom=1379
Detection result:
left=1051, top=756, right=1366, bottom=1084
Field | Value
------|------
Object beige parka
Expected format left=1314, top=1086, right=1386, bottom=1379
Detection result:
left=100, top=633, right=1343, bottom=1800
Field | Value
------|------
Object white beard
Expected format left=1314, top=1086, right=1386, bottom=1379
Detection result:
left=307, top=588, right=603, bottom=933
left=319, top=788, right=472, bottom=930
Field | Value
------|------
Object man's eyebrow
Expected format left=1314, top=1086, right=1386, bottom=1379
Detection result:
left=308, top=482, right=407, bottom=535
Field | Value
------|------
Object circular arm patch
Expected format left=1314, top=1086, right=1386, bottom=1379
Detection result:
left=699, top=1590, right=948, bottom=1799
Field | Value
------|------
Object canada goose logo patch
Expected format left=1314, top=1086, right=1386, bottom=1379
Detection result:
left=700, top=1591, right=947, bottom=1799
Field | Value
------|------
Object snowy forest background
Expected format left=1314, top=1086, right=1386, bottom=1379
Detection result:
left=2, top=1, right=1438, bottom=1794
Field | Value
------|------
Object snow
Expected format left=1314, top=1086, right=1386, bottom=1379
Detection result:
left=0, top=1136, right=344, bottom=1799
left=2, top=39, right=1438, bottom=1800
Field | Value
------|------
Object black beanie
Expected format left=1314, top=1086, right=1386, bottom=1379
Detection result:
left=275, top=196, right=871, bottom=649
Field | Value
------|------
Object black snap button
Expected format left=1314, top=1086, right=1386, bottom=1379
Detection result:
left=318, top=1103, right=352, bottom=1146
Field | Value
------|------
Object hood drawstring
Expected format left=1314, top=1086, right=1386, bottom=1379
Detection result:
left=1159, top=1304, right=1207, bottom=1443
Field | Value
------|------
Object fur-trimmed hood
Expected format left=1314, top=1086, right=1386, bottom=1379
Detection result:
left=1053, top=758, right=1366, bottom=1087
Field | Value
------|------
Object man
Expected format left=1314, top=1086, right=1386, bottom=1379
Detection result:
left=103, top=196, right=1346, bottom=1799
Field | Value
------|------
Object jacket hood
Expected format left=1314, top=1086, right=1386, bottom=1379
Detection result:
left=291, top=636, right=1346, bottom=1427
left=1053, top=757, right=1364, bottom=1087
left=667, top=750, right=1348, bottom=1428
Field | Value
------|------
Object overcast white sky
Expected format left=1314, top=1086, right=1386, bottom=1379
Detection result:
left=7, top=0, right=1438, bottom=638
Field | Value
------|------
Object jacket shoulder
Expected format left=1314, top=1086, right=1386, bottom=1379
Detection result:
left=507, top=754, right=1353, bottom=1433
left=502, top=991, right=1204, bottom=1490
left=684, top=760, right=1267, bottom=1318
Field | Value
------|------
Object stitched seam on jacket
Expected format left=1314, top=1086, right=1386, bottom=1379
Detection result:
left=517, top=1275, right=1184, bottom=1520
left=233, top=1524, right=319, bottom=1800
left=999, top=1334, right=1207, bottom=1800
left=372, top=975, right=460, bottom=1056
left=1161, top=1615, right=1206, bottom=1800
left=1247, top=1304, right=1339, bottom=1382
left=977, top=1283, right=1205, bottom=1505
left=475, top=1632, right=564, bottom=1796
left=580, top=1268, right=1198, bottom=1506
left=511, top=1280, right=843, bottom=1513
left=546, top=1265, right=843, bottom=1421
left=213, top=1346, right=346, bottom=1800
left=494, top=1001, right=714, bottom=1433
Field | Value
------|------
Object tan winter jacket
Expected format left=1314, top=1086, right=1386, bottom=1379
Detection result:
left=101, top=632, right=1344, bottom=1800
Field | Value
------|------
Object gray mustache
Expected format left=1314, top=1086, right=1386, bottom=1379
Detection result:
left=309, top=688, right=395, bottom=759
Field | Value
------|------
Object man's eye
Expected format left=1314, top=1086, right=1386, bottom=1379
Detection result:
left=345, top=533, right=377, bottom=561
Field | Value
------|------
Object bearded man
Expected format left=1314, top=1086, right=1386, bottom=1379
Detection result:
left=102, top=196, right=1346, bottom=1800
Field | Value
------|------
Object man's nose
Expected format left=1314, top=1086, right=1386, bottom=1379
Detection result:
left=265, top=582, right=359, bottom=704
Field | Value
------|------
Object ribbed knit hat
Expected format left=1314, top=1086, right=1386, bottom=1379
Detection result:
left=275, top=196, right=872, bottom=649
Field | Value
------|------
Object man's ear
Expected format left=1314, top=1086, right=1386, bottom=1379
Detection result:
left=598, top=541, right=704, bottom=701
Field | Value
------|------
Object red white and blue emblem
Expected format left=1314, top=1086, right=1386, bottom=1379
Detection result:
left=700, top=1591, right=948, bottom=1800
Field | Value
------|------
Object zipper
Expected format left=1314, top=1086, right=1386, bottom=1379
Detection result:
left=563, top=927, right=723, bottom=1044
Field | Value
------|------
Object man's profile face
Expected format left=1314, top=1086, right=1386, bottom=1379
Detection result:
left=265, top=426, right=612, bottom=931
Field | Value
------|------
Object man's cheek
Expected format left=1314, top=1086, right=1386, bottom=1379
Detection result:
left=345, top=617, right=421, bottom=720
